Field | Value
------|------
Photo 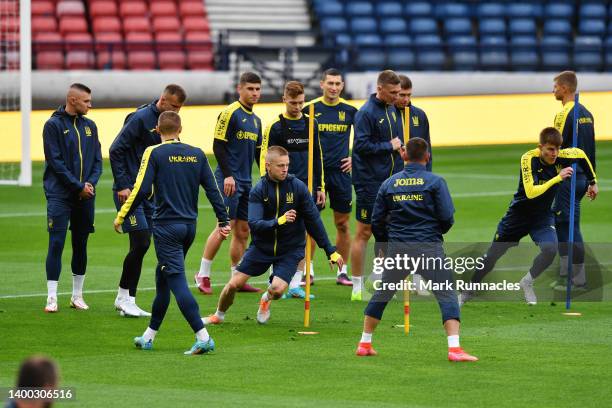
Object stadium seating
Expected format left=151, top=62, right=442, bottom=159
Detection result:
left=30, top=0, right=214, bottom=70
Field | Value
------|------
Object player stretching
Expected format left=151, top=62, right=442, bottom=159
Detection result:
left=195, top=72, right=263, bottom=294
left=551, top=71, right=596, bottom=291
left=109, top=84, right=186, bottom=317
left=356, top=138, right=477, bottom=362
left=43, top=83, right=102, bottom=313
left=260, top=81, right=325, bottom=299
left=114, top=112, right=230, bottom=354
left=301, top=68, right=357, bottom=287
left=351, top=70, right=404, bottom=301
left=460, top=127, right=597, bottom=306
left=203, top=146, right=343, bottom=325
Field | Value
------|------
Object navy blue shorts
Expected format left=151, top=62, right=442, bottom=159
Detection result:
left=237, top=245, right=304, bottom=284
left=354, top=185, right=379, bottom=224
left=495, top=210, right=557, bottom=244
left=152, top=223, right=196, bottom=276
left=214, top=170, right=251, bottom=221
left=324, top=171, right=352, bottom=214
left=553, top=175, right=589, bottom=224
left=46, top=196, right=95, bottom=233
left=113, top=191, right=153, bottom=233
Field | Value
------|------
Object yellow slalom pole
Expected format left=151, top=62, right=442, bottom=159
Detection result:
left=304, top=103, right=315, bottom=327
left=403, top=105, right=410, bottom=335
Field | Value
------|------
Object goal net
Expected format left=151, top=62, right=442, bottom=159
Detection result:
left=0, top=0, right=31, bottom=186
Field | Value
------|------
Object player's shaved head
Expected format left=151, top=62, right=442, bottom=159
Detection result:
left=554, top=71, right=577, bottom=93
left=265, top=145, right=289, bottom=163
left=158, top=111, right=182, bottom=136
left=377, top=70, right=400, bottom=86
left=322, top=68, right=343, bottom=81
left=539, top=127, right=563, bottom=147
left=157, top=84, right=186, bottom=113
left=66, top=83, right=92, bottom=115
left=405, top=137, right=429, bottom=162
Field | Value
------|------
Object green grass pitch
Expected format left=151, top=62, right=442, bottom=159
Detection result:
left=1, top=142, right=611, bottom=407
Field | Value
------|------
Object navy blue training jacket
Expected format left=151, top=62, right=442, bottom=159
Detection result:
left=43, top=106, right=102, bottom=198
left=116, top=140, right=229, bottom=226
left=248, top=174, right=335, bottom=257
left=371, top=163, right=455, bottom=243
left=352, top=93, right=404, bottom=188
left=109, top=100, right=162, bottom=191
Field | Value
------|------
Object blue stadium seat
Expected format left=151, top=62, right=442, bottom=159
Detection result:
left=334, top=34, right=351, bottom=47
left=476, top=3, right=505, bottom=19
left=320, top=18, right=348, bottom=35
left=384, top=34, right=412, bottom=47
left=414, top=34, right=445, bottom=70
left=448, top=35, right=478, bottom=70
left=507, top=3, right=542, bottom=20
left=409, top=18, right=438, bottom=35
left=354, top=34, right=382, bottom=47
left=444, top=18, right=472, bottom=36
left=509, top=19, right=536, bottom=36
left=435, top=3, right=471, bottom=19
left=579, top=20, right=606, bottom=37
left=541, top=36, right=571, bottom=71
left=356, top=49, right=386, bottom=71
left=479, top=19, right=506, bottom=36
left=376, top=2, right=403, bottom=18
left=480, top=36, right=508, bottom=70
left=605, top=36, right=612, bottom=70
left=346, top=2, right=374, bottom=17
left=315, top=2, right=343, bottom=18
left=580, top=4, right=607, bottom=19
left=543, top=20, right=573, bottom=38
left=510, top=36, right=539, bottom=71
left=387, top=49, right=415, bottom=69
left=574, top=36, right=603, bottom=71
left=380, top=18, right=407, bottom=35
left=544, top=4, right=574, bottom=19
left=405, top=2, right=433, bottom=18
left=350, top=17, right=378, bottom=34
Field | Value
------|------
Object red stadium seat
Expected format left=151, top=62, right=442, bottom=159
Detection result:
left=119, top=1, right=147, bottom=17
left=32, top=1, right=55, bottom=16
left=0, top=1, right=18, bottom=14
left=182, top=16, right=209, bottom=33
left=153, top=16, right=180, bottom=33
left=96, top=50, right=126, bottom=69
left=185, top=31, right=212, bottom=51
left=32, top=16, right=58, bottom=34
left=34, top=32, right=64, bottom=52
left=56, top=1, right=86, bottom=17
left=66, top=51, right=95, bottom=69
left=36, top=51, right=64, bottom=69
left=179, top=1, right=206, bottom=17
left=155, top=31, right=183, bottom=51
left=150, top=1, right=177, bottom=17
left=59, top=16, right=88, bottom=34
left=95, top=32, right=123, bottom=51
left=127, top=51, right=156, bottom=70
left=123, top=16, right=150, bottom=33
left=158, top=51, right=186, bottom=70
left=93, top=16, right=122, bottom=33
left=90, top=1, right=118, bottom=17
left=187, top=50, right=213, bottom=70
left=64, top=32, right=93, bottom=51
left=125, top=31, right=153, bottom=51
